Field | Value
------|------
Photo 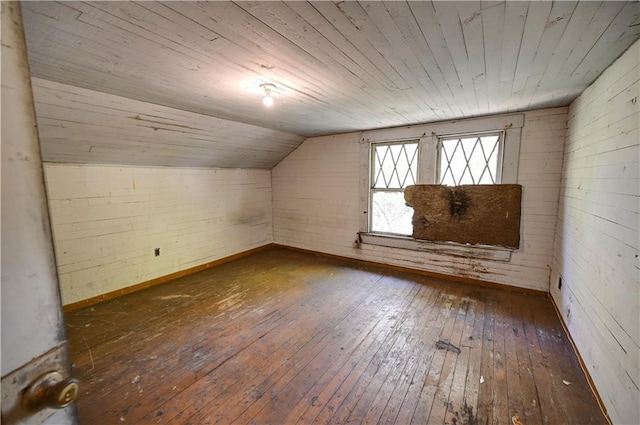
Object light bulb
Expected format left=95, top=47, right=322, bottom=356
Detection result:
left=260, top=84, right=275, bottom=107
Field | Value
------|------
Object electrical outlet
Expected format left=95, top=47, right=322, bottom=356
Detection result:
left=154, top=248, right=160, bottom=257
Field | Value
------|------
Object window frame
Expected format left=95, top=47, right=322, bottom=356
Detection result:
left=369, top=139, right=420, bottom=235
left=358, top=113, right=524, bottom=258
left=437, top=130, right=505, bottom=186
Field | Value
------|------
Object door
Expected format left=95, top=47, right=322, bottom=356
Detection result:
left=1, top=2, right=78, bottom=424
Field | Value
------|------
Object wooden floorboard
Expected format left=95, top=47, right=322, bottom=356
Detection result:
left=65, top=247, right=606, bottom=425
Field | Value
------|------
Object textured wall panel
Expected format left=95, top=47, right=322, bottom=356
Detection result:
left=551, top=40, right=639, bottom=424
left=405, top=184, right=522, bottom=248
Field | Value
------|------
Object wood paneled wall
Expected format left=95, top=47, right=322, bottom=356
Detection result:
left=32, top=79, right=304, bottom=169
left=272, top=108, right=568, bottom=292
left=44, top=164, right=273, bottom=305
left=551, top=41, right=639, bottom=424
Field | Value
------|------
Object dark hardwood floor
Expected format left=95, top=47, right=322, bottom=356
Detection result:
left=65, top=247, right=606, bottom=425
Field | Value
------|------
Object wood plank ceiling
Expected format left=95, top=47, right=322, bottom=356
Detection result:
left=21, top=1, right=640, bottom=166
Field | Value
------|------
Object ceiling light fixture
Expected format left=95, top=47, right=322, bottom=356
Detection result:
left=260, top=83, right=275, bottom=107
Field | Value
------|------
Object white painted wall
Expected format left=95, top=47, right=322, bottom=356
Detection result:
left=44, top=164, right=273, bottom=305
left=273, top=107, right=568, bottom=292
left=550, top=41, right=639, bottom=425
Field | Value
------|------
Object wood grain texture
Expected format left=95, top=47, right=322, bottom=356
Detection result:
left=277, top=244, right=545, bottom=298
left=273, top=108, right=568, bottom=292
left=65, top=248, right=607, bottom=425
left=550, top=40, right=639, bottom=425
left=21, top=1, right=640, bottom=139
left=32, top=79, right=304, bottom=168
left=44, top=163, right=274, bottom=305
left=549, top=295, right=612, bottom=425
left=62, top=244, right=274, bottom=313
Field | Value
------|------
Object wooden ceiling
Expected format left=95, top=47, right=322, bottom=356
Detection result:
left=21, top=1, right=640, bottom=165
left=31, top=78, right=305, bottom=168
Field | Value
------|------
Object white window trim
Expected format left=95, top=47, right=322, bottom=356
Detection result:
left=369, top=139, right=420, bottom=234
left=358, top=113, right=524, bottom=259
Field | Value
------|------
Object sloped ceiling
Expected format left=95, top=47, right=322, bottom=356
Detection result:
left=32, top=78, right=305, bottom=168
left=22, top=1, right=640, bottom=167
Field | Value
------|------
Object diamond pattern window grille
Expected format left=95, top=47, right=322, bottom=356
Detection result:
left=372, top=141, right=418, bottom=189
left=370, top=141, right=418, bottom=235
left=438, top=133, right=502, bottom=186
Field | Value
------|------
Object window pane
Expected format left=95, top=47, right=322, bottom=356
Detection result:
left=372, top=142, right=418, bottom=189
left=371, top=191, right=414, bottom=235
left=480, top=135, right=499, bottom=183
left=439, top=133, right=501, bottom=185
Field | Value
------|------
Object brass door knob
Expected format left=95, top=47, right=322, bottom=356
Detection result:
left=22, top=371, right=79, bottom=411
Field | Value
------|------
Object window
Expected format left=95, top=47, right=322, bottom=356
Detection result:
left=370, top=141, right=418, bottom=234
left=438, top=132, right=503, bottom=186
left=369, top=132, right=505, bottom=236
left=360, top=114, right=523, bottom=242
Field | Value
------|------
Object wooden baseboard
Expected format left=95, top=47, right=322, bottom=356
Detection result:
left=548, top=294, right=612, bottom=425
left=273, top=244, right=547, bottom=297
left=63, top=241, right=546, bottom=313
left=62, top=244, right=275, bottom=313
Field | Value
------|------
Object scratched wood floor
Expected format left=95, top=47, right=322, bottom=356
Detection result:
left=65, top=247, right=606, bottom=425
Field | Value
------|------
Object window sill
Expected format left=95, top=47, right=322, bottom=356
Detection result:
left=357, top=232, right=513, bottom=262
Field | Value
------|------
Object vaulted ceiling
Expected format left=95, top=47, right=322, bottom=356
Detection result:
left=21, top=1, right=640, bottom=166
